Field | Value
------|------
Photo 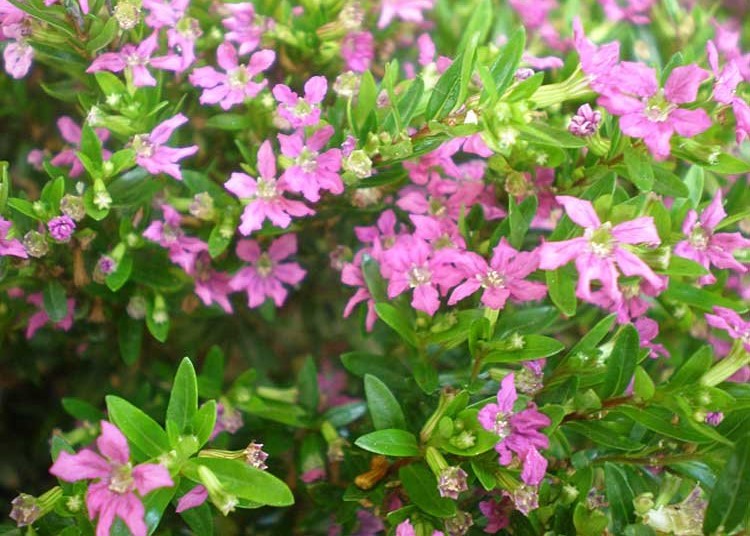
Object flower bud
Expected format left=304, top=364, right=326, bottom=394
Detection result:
left=568, top=104, right=601, bottom=137
left=60, top=194, right=85, bottom=221
left=343, top=150, right=373, bottom=178
left=333, top=71, right=361, bottom=98
left=23, top=230, right=49, bottom=258
left=48, top=215, right=76, bottom=242
left=127, top=295, right=147, bottom=319
left=633, top=492, right=655, bottom=515
left=244, top=441, right=269, bottom=470
left=437, top=466, right=468, bottom=500
left=197, top=466, right=238, bottom=516
left=443, top=511, right=473, bottom=536
left=10, top=494, right=40, bottom=527
left=189, top=192, right=215, bottom=221
left=114, top=0, right=142, bottom=30
left=448, top=430, right=476, bottom=450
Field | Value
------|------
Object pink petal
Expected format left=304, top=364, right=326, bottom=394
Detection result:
left=664, top=65, right=709, bottom=104
left=411, top=284, right=440, bottom=315
left=612, top=217, right=661, bottom=245
left=699, top=191, right=726, bottom=230
left=50, top=450, right=111, bottom=482
left=538, top=237, right=588, bottom=270
left=236, top=239, right=261, bottom=262
left=97, top=421, right=130, bottom=465
left=268, top=234, right=297, bottom=261
left=216, top=42, right=238, bottom=72
left=555, top=196, right=601, bottom=229
left=114, top=493, right=147, bottom=536
left=150, top=113, right=188, bottom=145
left=132, top=463, right=173, bottom=495
left=303, top=75, right=327, bottom=104
left=257, top=140, right=276, bottom=181
left=669, top=108, right=712, bottom=138
left=176, top=485, right=208, bottom=513
left=521, top=446, right=547, bottom=486
left=497, top=373, right=517, bottom=413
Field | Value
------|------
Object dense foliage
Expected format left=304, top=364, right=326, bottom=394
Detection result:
left=1, top=0, right=750, bottom=534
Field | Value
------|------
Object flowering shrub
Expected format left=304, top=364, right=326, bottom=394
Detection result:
left=2, top=0, right=750, bottom=534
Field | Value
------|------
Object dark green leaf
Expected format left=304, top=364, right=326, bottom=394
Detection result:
left=604, top=462, right=635, bottom=534
left=564, top=421, right=642, bottom=451
left=601, top=324, right=639, bottom=399
left=364, top=374, right=406, bottom=430
left=374, top=303, right=418, bottom=347
left=567, top=314, right=616, bottom=356
left=297, top=356, right=319, bottom=414
left=664, top=280, right=748, bottom=313
left=106, top=253, right=133, bottom=291
left=490, top=27, right=525, bottom=95
left=167, top=358, right=198, bottom=433
left=118, top=316, right=142, bottom=365
left=704, top=434, right=750, bottom=534
left=62, top=398, right=104, bottom=423
left=43, top=280, right=68, bottom=323
left=106, top=395, right=170, bottom=460
left=354, top=429, right=420, bottom=457
left=399, top=463, right=456, bottom=517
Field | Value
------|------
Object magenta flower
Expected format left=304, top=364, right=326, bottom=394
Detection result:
left=599, top=0, right=656, bottom=24
left=478, top=497, right=512, bottom=533
left=568, top=104, right=601, bottom=137
left=634, top=317, right=669, bottom=358
left=539, top=196, right=664, bottom=306
left=176, top=485, right=208, bottom=513
left=599, top=63, right=711, bottom=160
left=48, top=215, right=76, bottom=242
left=86, top=32, right=182, bottom=86
left=445, top=239, right=547, bottom=309
left=341, top=253, right=378, bottom=331
left=341, top=32, right=374, bottom=73
left=225, top=140, right=314, bottom=235
left=381, top=235, right=461, bottom=316
left=229, top=234, right=306, bottom=308
left=189, top=43, right=275, bottom=110
left=377, top=0, right=434, bottom=29
left=49, top=421, right=173, bottom=536
left=221, top=3, right=263, bottom=55
left=410, top=215, right=465, bottom=250
left=3, top=39, right=32, bottom=78
left=317, top=358, right=359, bottom=411
left=572, top=18, right=621, bottom=94
left=707, top=40, right=750, bottom=145
left=705, top=307, right=750, bottom=352
left=50, top=116, right=111, bottom=178
left=272, top=76, right=327, bottom=129
left=0, top=217, right=27, bottom=258
left=25, top=292, right=74, bottom=339
left=192, top=254, right=234, bottom=313
left=143, top=204, right=208, bottom=273
left=278, top=125, right=343, bottom=202
left=143, top=0, right=188, bottom=29
left=131, top=113, right=198, bottom=180
left=478, top=374, right=550, bottom=485
left=674, top=191, right=750, bottom=285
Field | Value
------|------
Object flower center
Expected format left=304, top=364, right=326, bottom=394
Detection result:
left=297, top=148, right=318, bottom=173
left=689, top=224, right=710, bottom=250
left=255, top=178, right=278, bottom=200
left=256, top=253, right=273, bottom=277
left=126, top=52, right=147, bottom=67
left=108, top=463, right=134, bottom=494
left=293, top=98, right=312, bottom=118
left=131, top=134, right=155, bottom=158
left=229, top=66, right=249, bottom=88
left=407, top=264, right=431, bottom=287
left=161, top=224, right=181, bottom=244
left=586, top=222, right=615, bottom=258
left=428, top=196, right=447, bottom=217
left=493, top=413, right=511, bottom=440
left=478, top=269, right=505, bottom=289
left=644, top=94, right=676, bottom=123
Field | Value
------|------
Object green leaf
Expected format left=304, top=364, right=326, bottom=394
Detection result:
left=683, top=165, right=704, bottom=208
left=574, top=502, right=610, bottom=536
left=185, top=458, right=294, bottom=506
left=613, top=405, right=716, bottom=443
left=208, top=224, right=232, bottom=258
left=193, top=400, right=217, bottom=447
left=704, top=153, right=750, bottom=175
left=564, top=421, right=642, bottom=451
left=456, top=0, right=492, bottom=53
left=633, top=366, right=655, bottom=400
left=374, top=303, right=418, bottom=347
left=490, top=27, right=525, bottom=96
left=601, top=324, right=639, bottom=399
left=622, top=145, right=654, bottom=191
left=384, top=77, right=424, bottom=134
left=604, top=462, right=635, bottom=534
left=508, top=195, right=537, bottom=249
left=205, top=113, right=252, bottom=130
left=354, top=70, right=378, bottom=132
left=106, top=253, right=133, bottom=291
left=399, top=463, right=456, bottom=517
left=663, top=280, right=748, bottom=313
left=652, top=166, right=689, bottom=198
left=118, top=316, right=142, bottom=365
left=86, top=16, right=119, bottom=53
left=179, top=501, right=214, bottom=536
left=425, top=51, right=465, bottom=120
left=518, top=123, right=587, bottom=148
left=297, top=356, right=319, bottom=414
left=567, top=314, right=616, bottom=356
left=546, top=266, right=577, bottom=316
left=340, top=351, right=409, bottom=390
left=105, top=396, right=170, bottom=460
left=669, top=346, right=713, bottom=387
left=484, top=335, right=565, bottom=364
left=507, top=72, right=544, bottom=102
left=62, top=398, right=104, bottom=423
left=704, top=434, right=750, bottom=534
left=354, top=429, right=420, bottom=457
left=364, top=374, right=406, bottom=430
left=661, top=255, right=709, bottom=277
left=43, top=280, right=68, bottom=323
left=167, top=358, right=198, bottom=433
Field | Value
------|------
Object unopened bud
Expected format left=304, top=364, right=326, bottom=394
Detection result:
left=444, top=511, right=473, bottom=536
left=10, top=494, right=40, bottom=527
left=23, top=230, right=49, bottom=258
left=244, top=441, right=269, bottom=470
left=568, top=104, right=601, bottom=137
left=60, top=194, right=85, bottom=221
left=189, top=192, right=215, bottom=221
left=333, top=71, right=361, bottom=98
left=114, top=0, right=142, bottom=30
left=343, top=150, right=373, bottom=178
left=127, top=295, right=147, bottom=319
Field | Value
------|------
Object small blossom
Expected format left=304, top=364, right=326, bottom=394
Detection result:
left=568, top=104, right=601, bottom=136
left=278, top=125, right=343, bottom=202
left=437, top=466, right=468, bottom=500
left=377, top=0, right=435, bottom=28
left=674, top=191, right=750, bottom=285
left=478, top=497, right=511, bottom=533
left=509, top=484, right=540, bottom=516
left=229, top=234, right=306, bottom=308
left=143, top=204, right=208, bottom=273
left=273, top=76, right=327, bottom=128
left=49, top=421, right=173, bottom=536
left=0, top=217, right=27, bottom=258
left=3, top=39, right=33, bottom=78
left=444, top=511, right=473, bottom=536
left=9, top=494, right=40, bottom=527
left=190, top=43, right=275, bottom=110
left=705, top=412, right=724, bottom=426
left=211, top=403, right=244, bottom=439
left=705, top=307, right=750, bottom=352
left=48, top=215, right=76, bottom=242
left=341, top=32, right=374, bottom=73
left=539, top=196, right=664, bottom=307
left=131, top=114, right=198, bottom=180
left=244, top=442, right=269, bottom=470
left=599, top=0, right=656, bottom=24
left=224, top=140, right=315, bottom=235
left=221, top=2, right=263, bottom=55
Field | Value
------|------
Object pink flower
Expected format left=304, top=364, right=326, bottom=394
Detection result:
left=341, top=32, right=374, bottom=73
left=705, top=307, right=750, bottom=352
left=191, top=254, right=234, bottom=313
left=674, top=191, right=750, bottom=285
left=3, top=39, right=32, bottom=78
left=25, top=292, right=75, bottom=339
left=86, top=32, right=182, bottom=86
left=396, top=520, right=416, bottom=536
left=175, top=485, right=208, bottom=513
left=599, top=63, right=711, bottom=160
left=318, top=359, right=359, bottom=411
left=143, top=204, right=208, bottom=273
left=634, top=317, right=669, bottom=358
left=445, top=239, right=547, bottom=309
left=49, top=421, right=173, bottom=536
left=229, top=234, right=306, bottom=308
left=224, top=140, right=315, bottom=235
left=189, top=43, right=275, bottom=110
left=572, top=18, right=621, bottom=94
left=0, top=217, right=27, bottom=258
left=707, top=40, right=750, bottom=144
left=278, top=125, right=343, bottom=202
left=273, top=76, right=327, bottom=129
left=478, top=374, right=550, bottom=485
left=131, top=114, right=198, bottom=180
left=478, top=497, right=512, bottom=533
left=143, top=0, right=188, bottom=29
left=539, top=196, right=664, bottom=307
left=221, top=3, right=263, bottom=55
left=341, top=253, right=378, bottom=331
left=377, top=0, right=434, bottom=28
left=50, top=116, right=111, bottom=178
left=381, top=235, right=461, bottom=315
left=599, top=0, right=656, bottom=24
